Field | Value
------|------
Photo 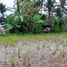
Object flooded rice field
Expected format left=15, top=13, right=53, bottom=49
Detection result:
left=0, top=37, right=67, bottom=67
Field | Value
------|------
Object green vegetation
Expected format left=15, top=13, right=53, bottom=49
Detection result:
left=0, top=32, right=67, bottom=46
left=0, top=34, right=21, bottom=46
left=0, top=1, right=67, bottom=67
left=0, top=0, right=67, bottom=46
left=0, top=0, right=67, bottom=34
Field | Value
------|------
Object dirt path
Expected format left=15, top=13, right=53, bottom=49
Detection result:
left=0, top=38, right=67, bottom=67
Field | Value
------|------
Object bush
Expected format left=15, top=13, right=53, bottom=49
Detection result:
left=4, top=15, right=22, bottom=33
left=33, top=23, right=43, bottom=34
left=23, top=15, right=33, bottom=33
left=32, top=13, right=43, bottom=33
left=32, top=13, right=41, bottom=23
left=52, top=18, right=63, bottom=32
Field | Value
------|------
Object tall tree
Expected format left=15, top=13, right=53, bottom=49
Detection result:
left=46, top=0, right=55, bottom=25
left=0, top=3, right=6, bottom=15
left=32, top=0, right=55, bottom=25
left=60, top=0, right=66, bottom=8
left=0, top=3, right=6, bottom=23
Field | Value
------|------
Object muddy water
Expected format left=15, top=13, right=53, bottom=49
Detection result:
left=0, top=39, right=67, bottom=67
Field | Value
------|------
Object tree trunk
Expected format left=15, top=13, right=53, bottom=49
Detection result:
left=16, top=0, right=20, bottom=14
left=48, top=10, right=51, bottom=25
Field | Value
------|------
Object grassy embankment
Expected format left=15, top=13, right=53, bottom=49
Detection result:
left=0, top=32, right=67, bottom=46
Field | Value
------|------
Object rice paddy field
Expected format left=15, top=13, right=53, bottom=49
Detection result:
left=0, top=32, right=67, bottom=67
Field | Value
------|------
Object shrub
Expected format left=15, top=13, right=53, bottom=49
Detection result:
left=5, top=15, right=23, bottom=33
left=52, top=18, right=63, bottom=32
left=33, top=23, right=43, bottom=34
left=32, top=13, right=43, bottom=33
left=32, top=13, right=41, bottom=23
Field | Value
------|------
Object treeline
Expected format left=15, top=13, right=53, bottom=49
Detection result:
left=0, top=0, right=67, bottom=33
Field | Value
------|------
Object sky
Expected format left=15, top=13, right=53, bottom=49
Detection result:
left=0, top=0, right=15, bottom=15
left=0, top=0, right=15, bottom=8
left=0, top=0, right=60, bottom=15
left=0, top=0, right=60, bottom=8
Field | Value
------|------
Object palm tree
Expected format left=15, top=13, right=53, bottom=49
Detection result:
left=0, top=3, right=6, bottom=23
left=46, top=0, right=55, bottom=25
left=32, top=0, right=55, bottom=25
left=59, top=0, right=67, bottom=14
left=59, top=0, right=66, bottom=8
left=0, top=3, right=6, bottom=16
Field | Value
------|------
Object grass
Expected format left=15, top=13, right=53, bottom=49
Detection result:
left=0, top=32, right=67, bottom=46
left=0, top=34, right=21, bottom=46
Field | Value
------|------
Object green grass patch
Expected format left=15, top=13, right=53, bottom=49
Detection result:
left=21, top=32, right=67, bottom=41
left=0, top=34, right=21, bottom=46
left=0, top=32, right=67, bottom=46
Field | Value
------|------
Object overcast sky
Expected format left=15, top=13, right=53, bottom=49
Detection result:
left=0, top=0, right=60, bottom=8
left=0, top=0, right=59, bottom=15
left=0, top=0, right=15, bottom=15
left=0, top=0, right=15, bottom=8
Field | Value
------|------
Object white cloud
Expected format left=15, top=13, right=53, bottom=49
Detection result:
left=0, top=0, right=15, bottom=15
left=0, top=0, right=60, bottom=8
left=0, top=0, right=14, bottom=8
left=0, top=0, right=60, bottom=15
left=56, top=0, right=60, bottom=2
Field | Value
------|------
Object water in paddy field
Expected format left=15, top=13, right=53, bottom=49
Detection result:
left=0, top=38, right=67, bottom=67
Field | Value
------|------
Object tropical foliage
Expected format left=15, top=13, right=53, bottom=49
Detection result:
left=0, top=0, right=67, bottom=33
